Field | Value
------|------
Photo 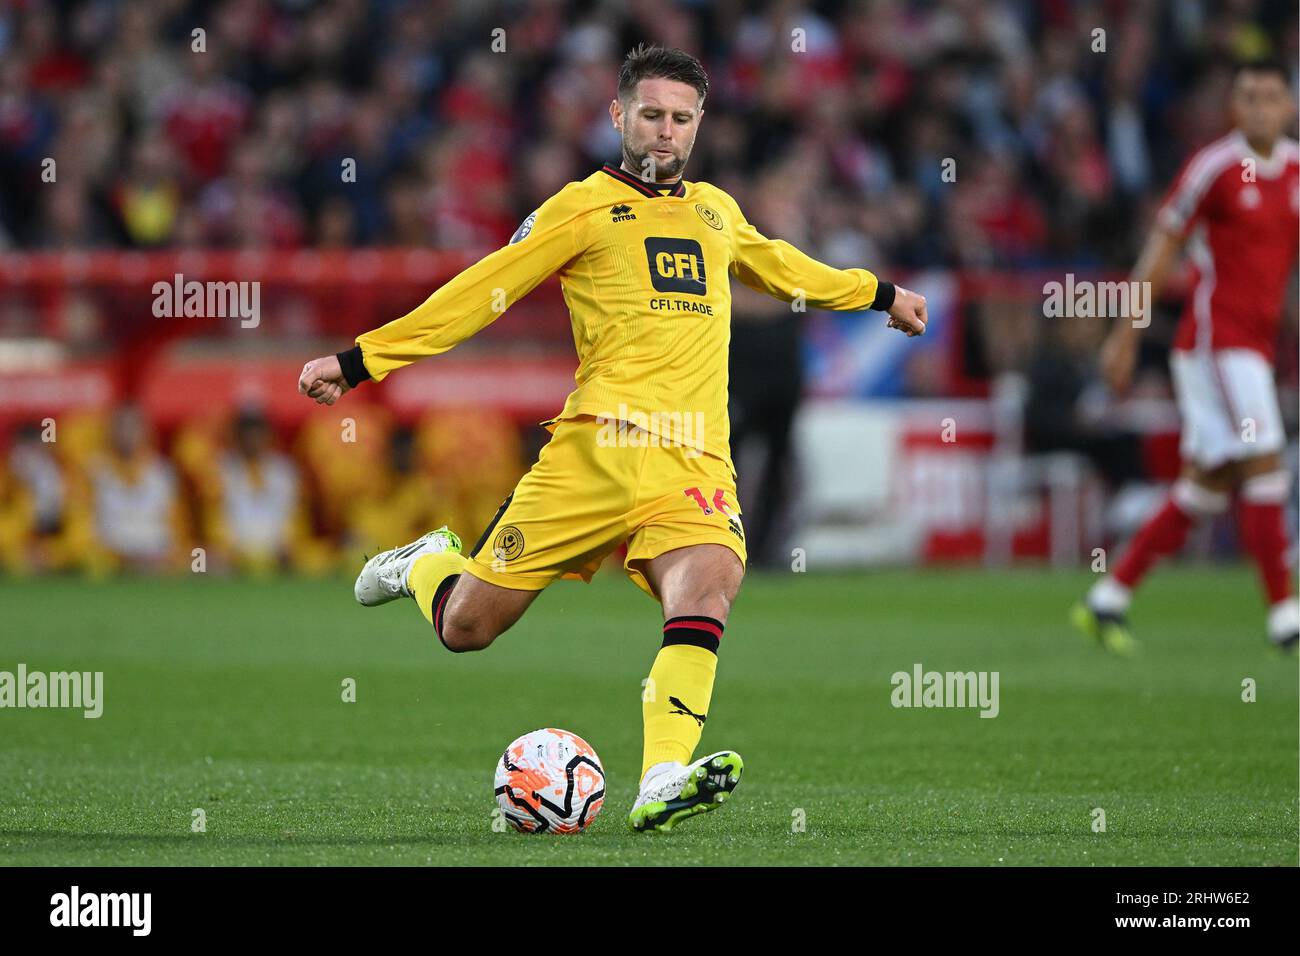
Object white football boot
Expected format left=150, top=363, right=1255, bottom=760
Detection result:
left=628, top=750, right=743, bottom=832
left=353, top=527, right=462, bottom=607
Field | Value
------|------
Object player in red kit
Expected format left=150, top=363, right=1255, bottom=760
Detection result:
left=1075, top=59, right=1299, bottom=652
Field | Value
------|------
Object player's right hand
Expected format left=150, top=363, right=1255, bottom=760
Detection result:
left=297, top=355, right=351, bottom=405
left=1099, top=329, right=1139, bottom=394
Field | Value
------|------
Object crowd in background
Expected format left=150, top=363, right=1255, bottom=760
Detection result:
left=0, top=404, right=525, bottom=575
left=2, top=0, right=1294, bottom=268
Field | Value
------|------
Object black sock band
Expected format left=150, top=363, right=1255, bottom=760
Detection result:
left=662, top=615, right=723, bottom=654
left=432, top=574, right=461, bottom=650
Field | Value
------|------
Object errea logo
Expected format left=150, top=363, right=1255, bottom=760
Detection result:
left=50, top=886, right=151, bottom=936
left=610, top=204, right=636, bottom=223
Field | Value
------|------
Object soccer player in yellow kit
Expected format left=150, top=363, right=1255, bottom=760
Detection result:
left=298, top=45, right=927, bottom=832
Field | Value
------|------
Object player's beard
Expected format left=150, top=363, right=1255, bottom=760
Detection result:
left=623, top=137, right=689, bottom=183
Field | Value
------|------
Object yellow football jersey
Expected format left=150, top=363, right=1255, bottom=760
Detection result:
left=347, top=163, right=887, bottom=471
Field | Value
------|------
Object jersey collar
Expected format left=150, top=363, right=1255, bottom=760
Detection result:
left=601, top=163, right=686, bottom=198
left=1233, top=129, right=1293, bottom=179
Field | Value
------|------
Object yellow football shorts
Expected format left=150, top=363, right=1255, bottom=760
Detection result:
left=463, top=415, right=746, bottom=598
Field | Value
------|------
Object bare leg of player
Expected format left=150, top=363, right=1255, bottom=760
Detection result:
left=438, top=573, right=540, bottom=652
left=628, top=544, right=746, bottom=832
left=646, top=542, right=744, bottom=624
left=352, top=526, right=539, bottom=652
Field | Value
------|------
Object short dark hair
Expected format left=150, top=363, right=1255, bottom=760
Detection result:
left=1233, top=57, right=1291, bottom=84
left=618, top=44, right=708, bottom=104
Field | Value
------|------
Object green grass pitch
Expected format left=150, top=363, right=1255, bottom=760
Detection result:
left=1, top=566, right=1295, bottom=866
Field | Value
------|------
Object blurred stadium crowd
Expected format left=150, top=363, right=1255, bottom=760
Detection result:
left=2, top=0, right=1296, bottom=264
left=0, top=402, right=526, bottom=574
left=0, top=0, right=1296, bottom=574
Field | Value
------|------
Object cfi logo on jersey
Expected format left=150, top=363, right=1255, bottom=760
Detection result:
left=509, top=211, right=538, bottom=244
left=610, top=204, right=636, bottom=223
left=645, top=238, right=707, bottom=295
left=695, top=204, right=724, bottom=230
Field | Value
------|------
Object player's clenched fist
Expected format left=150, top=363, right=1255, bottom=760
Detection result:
left=298, top=355, right=351, bottom=405
left=886, top=286, right=927, bottom=337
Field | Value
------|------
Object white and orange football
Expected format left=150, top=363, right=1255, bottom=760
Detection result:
left=493, top=728, right=606, bottom=834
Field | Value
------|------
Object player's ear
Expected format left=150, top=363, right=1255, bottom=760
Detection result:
left=609, top=98, right=622, bottom=131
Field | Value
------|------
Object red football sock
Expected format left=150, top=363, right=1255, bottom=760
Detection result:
left=1112, top=479, right=1228, bottom=589
left=1112, top=498, right=1194, bottom=588
left=1238, top=473, right=1294, bottom=606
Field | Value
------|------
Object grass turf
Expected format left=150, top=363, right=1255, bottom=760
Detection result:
left=0, top=566, right=1295, bottom=866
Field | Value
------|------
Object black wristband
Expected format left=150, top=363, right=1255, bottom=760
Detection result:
left=870, top=281, right=896, bottom=311
left=336, top=345, right=371, bottom=387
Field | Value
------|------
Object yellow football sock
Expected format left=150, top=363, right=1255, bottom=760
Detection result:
left=641, top=619, right=722, bottom=778
left=408, top=550, right=467, bottom=629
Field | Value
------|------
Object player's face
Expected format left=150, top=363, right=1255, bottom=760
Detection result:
left=610, top=77, right=703, bottom=181
left=1231, top=72, right=1296, bottom=147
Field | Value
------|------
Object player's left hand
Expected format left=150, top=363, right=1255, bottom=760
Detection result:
left=886, top=286, right=927, bottom=337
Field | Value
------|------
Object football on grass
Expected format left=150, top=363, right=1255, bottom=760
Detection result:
left=494, top=728, right=605, bottom=834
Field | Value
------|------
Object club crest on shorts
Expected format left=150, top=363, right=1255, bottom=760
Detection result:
left=493, top=525, right=526, bottom=561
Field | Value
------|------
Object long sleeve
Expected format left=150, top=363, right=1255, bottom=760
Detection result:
left=726, top=201, right=882, bottom=311
left=354, top=189, right=585, bottom=382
